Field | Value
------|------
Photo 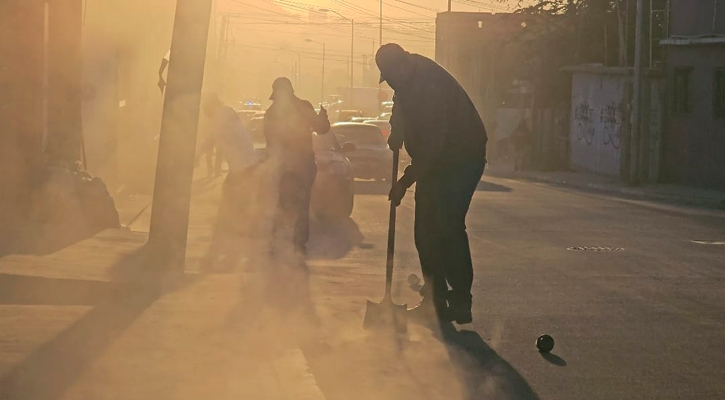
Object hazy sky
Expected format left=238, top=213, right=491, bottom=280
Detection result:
left=215, top=0, right=523, bottom=101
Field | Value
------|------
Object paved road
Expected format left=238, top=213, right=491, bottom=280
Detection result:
left=2, top=173, right=722, bottom=400
left=336, top=175, right=725, bottom=400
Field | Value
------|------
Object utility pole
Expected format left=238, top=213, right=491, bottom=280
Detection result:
left=351, top=19, right=355, bottom=108
left=147, top=0, right=213, bottom=272
left=380, top=0, right=383, bottom=45
left=305, top=39, right=326, bottom=104
left=298, top=52, right=302, bottom=88
left=319, top=9, right=354, bottom=107
left=217, top=13, right=229, bottom=94
left=630, top=0, right=644, bottom=184
left=322, top=42, right=326, bottom=104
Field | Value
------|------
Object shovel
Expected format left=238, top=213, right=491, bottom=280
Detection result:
left=363, top=148, right=407, bottom=333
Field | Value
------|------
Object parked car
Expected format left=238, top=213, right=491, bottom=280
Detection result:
left=331, top=122, right=392, bottom=181
left=252, top=131, right=356, bottom=220
left=236, top=110, right=257, bottom=124
left=238, top=100, right=263, bottom=111
left=335, top=109, right=365, bottom=123
left=363, top=119, right=411, bottom=168
left=363, top=119, right=391, bottom=139
left=247, top=117, right=265, bottom=143
left=311, top=132, right=356, bottom=219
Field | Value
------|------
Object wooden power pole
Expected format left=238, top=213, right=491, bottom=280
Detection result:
left=147, top=0, right=213, bottom=272
left=630, top=0, right=645, bottom=184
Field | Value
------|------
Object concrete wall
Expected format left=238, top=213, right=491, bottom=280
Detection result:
left=569, top=71, right=629, bottom=176
left=81, top=0, right=177, bottom=193
left=568, top=67, right=664, bottom=179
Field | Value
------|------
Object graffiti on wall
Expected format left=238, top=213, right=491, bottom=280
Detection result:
left=600, top=102, right=623, bottom=149
left=574, top=101, right=595, bottom=145
left=573, top=100, right=625, bottom=149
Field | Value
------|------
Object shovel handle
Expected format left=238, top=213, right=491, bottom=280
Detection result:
left=385, top=149, right=400, bottom=297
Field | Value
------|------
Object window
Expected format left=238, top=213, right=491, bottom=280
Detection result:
left=714, top=68, right=725, bottom=117
left=672, top=67, right=692, bottom=114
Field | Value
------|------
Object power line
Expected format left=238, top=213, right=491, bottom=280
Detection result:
left=452, top=0, right=513, bottom=13
left=393, top=0, right=439, bottom=13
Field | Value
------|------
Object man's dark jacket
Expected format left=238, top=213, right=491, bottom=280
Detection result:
left=390, top=54, right=487, bottom=183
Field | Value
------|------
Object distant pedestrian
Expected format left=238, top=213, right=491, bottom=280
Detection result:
left=377, top=43, right=487, bottom=324
left=512, top=119, right=532, bottom=171
left=198, top=96, right=228, bottom=178
left=201, top=93, right=259, bottom=271
left=264, top=77, right=330, bottom=257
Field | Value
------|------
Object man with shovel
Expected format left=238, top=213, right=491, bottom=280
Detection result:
left=377, top=43, right=487, bottom=324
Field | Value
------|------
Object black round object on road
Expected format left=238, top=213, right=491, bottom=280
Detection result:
left=536, top=334, right=555, bottom=353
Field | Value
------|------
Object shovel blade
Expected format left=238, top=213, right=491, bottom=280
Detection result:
left=363, top=298, right=408, bottom=333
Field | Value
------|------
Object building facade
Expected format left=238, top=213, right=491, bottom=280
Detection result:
left=661, top=0, right=725, bottom=189
left=0, top=0, right=179, bottom=248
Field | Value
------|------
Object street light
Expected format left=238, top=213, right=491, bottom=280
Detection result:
left=305, top=38, right=326, bottom=105
left=319, top=9, right=355, bottom=108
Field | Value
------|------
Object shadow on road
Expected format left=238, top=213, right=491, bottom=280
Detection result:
left=354, top=180, right=391, bottom=196
left=0, top=248, right=196, bottom=400
left=308, top=217, right=364, bottom=260
left=440, top=326, right=540, bottom=400
left=353, top=179, right=511, bottom=196
left=476, top=180, right=513, bottom=192
left=0, top=224, right=106, bottom=259
left=541, top=352, right=567, bottom=367
left=0, top=273, right=122, bottom=306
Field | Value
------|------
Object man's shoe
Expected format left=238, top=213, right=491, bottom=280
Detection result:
left=448, top=307, right=472, bottom=324
left=406, top=297, right=452, bottom=323
left=447, top=292, right=473, bottom=324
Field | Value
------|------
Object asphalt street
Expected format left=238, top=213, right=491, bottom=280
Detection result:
left=2, top=172, right=723, bottom=400
left=338, top=174, right=725, bottom=400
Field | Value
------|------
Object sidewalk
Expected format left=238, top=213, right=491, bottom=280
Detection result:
left=486, top=163, right=725, bottom=210
left=0, top=174, right=476, bottom=400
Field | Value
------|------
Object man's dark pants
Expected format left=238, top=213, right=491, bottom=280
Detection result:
left=414, top=158, right=485, bottom=310
left=279, top=159, right=317, bottom=252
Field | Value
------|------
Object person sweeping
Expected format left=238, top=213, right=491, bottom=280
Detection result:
left=377, top=43, right=488, bottom=324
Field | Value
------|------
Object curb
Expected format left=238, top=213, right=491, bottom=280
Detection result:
left=510, top=172, right=725, bottom=210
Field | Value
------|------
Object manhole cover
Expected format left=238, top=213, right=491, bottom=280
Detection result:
left=567, top=246, right=625, bottom=252
left=691, top=240, right=725, bottom=245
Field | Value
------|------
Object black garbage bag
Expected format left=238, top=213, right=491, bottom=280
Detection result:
left=75, top=171, right=121, bottom=230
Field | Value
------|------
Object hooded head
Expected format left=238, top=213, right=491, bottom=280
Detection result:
left=376, top=43, right=413, bottom=90
left=269, top=77, right=295, bottom=101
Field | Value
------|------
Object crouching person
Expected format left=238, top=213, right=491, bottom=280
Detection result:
left=201, top=93, right=260, bottom=272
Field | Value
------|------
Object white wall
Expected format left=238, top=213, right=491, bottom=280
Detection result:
left=569, top=72, right=629, bottom=176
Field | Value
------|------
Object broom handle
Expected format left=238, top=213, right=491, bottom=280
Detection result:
left=384, top=148, right=400, bottom=297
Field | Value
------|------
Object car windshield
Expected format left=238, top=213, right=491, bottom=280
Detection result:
left=333, top=125, right=385, bottom=146
left=313, top=132, right=341, bottom=152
